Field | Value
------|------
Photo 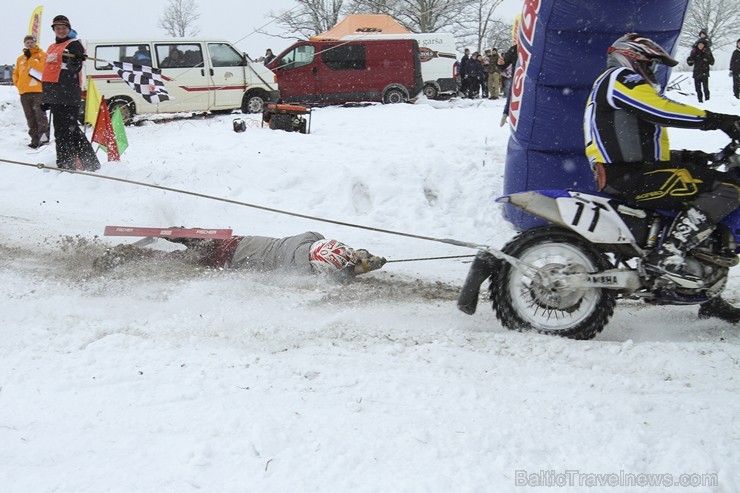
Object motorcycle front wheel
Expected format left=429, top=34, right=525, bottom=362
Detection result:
left=491, top=227, right=616, bottom=340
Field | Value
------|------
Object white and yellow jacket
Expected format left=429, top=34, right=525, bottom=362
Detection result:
left=584, top=66, right=707, bottom=169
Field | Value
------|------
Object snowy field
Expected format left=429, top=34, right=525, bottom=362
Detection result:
left=0, top=72, right=739, bottom=492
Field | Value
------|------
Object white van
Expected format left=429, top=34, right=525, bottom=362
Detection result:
left=341, top=33, right=457, bottom=99
left=83, top=38, right=279, bottom=120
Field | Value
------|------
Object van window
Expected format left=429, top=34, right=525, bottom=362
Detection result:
left=207, top=43, right=245, bottom=67
left=93, top=44, right=151, bottom=69
left=321, top=44, right=366, bottom=70
left=156, top=43, right=204, bottom=68
left=277, top=45, right=315, bottom=70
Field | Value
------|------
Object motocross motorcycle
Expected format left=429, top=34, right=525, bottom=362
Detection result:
left=457, top=139, right=740, bottom=340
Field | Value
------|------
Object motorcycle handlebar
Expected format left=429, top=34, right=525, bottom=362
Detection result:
left=711, top=139, right=739, bottom=169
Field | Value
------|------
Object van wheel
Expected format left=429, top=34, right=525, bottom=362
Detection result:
left=108, top=99, right=134, bottom=125
left=383, top=88, right=406, bottom=104
left=242, top=93, right=265, bottom=114
left=422, top=84, right=439, bottom=99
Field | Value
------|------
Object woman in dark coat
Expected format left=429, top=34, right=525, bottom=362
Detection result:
left=687, top=41, right=715, bottom=103
left=467, top=53, right=485, bottom=99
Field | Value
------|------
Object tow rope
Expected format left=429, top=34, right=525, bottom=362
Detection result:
left=1, top=158, right=486, bottom=262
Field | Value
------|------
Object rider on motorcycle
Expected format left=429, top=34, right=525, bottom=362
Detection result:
left=584, top=33, right=740, bottom=322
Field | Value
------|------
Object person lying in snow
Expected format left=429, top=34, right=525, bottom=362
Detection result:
left=93, top=231, right=386, bottom=278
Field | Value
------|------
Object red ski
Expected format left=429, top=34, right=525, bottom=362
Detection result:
left=104, top=226, right=233, bottom=240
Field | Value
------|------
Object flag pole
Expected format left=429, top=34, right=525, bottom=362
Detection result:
left=62, top=53, right=110, bottom=63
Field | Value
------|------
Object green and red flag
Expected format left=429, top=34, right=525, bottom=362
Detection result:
left=91, top=100, right=128, bottom=161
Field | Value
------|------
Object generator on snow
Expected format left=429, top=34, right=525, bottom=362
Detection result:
left=262, top=103, right=311, bottom=134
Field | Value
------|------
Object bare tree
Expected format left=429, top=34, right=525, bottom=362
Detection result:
left=264, top=0, right=348, bottom=40
left=486, top=19, right=515, bottom=51
left=680, top=0, right=740, bottom=49
left=352, top=0, right=474, bottom=33
left=455, top=0, right=505, bottom=52
left=159, top=0, right=201, bottom=37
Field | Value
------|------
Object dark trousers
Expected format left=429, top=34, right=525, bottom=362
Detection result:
left=733, top=72, right=740, bottom=99
left=49, top=104, right=100, bottom=171
left=20, top=93, right=49, bottom=145
left=460, top=76, right=468, bottom=97
left=694, top=76, right=710, bottom=101
left=466, top=77, right=480, bottom=98
left=603, top=161, right=739, bottom=223
left=501, top=77, right=512, bottom=98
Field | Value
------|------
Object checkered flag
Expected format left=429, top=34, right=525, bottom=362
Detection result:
left=110, top=61, right=172, bottom=104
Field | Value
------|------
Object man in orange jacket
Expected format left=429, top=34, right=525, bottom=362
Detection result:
left=13, top=35, right=49, bottom=148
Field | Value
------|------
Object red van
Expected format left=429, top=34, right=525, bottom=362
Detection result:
left=268, top=39, right=423, bottom=104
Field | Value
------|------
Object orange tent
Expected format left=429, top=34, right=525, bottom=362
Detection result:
left=311, top=14, right=410, bottom=40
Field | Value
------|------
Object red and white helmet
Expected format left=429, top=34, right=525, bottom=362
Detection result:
left=607, top=33, right=678, bottom=85
left=309, top=239, right=355, bottom=274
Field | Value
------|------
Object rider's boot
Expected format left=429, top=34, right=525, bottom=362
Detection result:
left=645, top=207, right=715, bottom=285
left=698, top=297, right=740, bottom=323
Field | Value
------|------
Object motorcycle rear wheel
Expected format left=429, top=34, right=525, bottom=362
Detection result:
left=491, top=227, right=616, bottom=340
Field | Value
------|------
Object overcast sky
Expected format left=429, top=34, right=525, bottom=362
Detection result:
left=3, top=0, right=522, bottom=64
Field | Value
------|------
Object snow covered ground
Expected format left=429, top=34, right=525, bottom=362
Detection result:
left=0, top=72, right=739, bottom=493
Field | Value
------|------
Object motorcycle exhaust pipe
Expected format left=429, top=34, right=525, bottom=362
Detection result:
left=457, top=251, right=500, bottom=315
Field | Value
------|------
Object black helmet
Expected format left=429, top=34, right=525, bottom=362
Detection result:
left=51, top=15, right=71, bottom=29
left=607, top=33, right=677, bottom=85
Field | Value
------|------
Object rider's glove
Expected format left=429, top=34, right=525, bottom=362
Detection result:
left=351, top=249, right=387, bottom=275
left=703, top=112, right=740, bottom=140
left=670, top=149, right=711, bottom=167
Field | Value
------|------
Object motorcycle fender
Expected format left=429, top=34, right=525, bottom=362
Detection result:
left=502, top=191, right=636, bottom=244
left=500, top=191, right=565, bottom=226
left=555, top=193, right=636, bottom=244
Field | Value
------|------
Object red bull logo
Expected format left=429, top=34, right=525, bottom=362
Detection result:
left=509, top=0, right=540, bottom=130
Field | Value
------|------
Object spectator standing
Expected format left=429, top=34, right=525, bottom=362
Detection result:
left=459, top=48, right=471, bottom=98
left=731, top=38, right=740, bottom=99
left=13, top=35, right=49, bottom=148
left=263, top=48, right=275, bottom=66
left=687, top=41, right=714, bottom=102
left=41, top=15, right=100, bottom=171
left=467, top=52, right=485, bottom=98
left=694, top=29, right=712, bottom=49
left=481, top=49, right=491, bottom=98
left=487, top=48, right=502, bottom=100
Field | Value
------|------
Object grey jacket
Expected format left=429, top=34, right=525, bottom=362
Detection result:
left=229, top=231, right=323, bottom=274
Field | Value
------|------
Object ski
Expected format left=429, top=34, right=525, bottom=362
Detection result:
left=104, top=226, right=233, bottom=239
